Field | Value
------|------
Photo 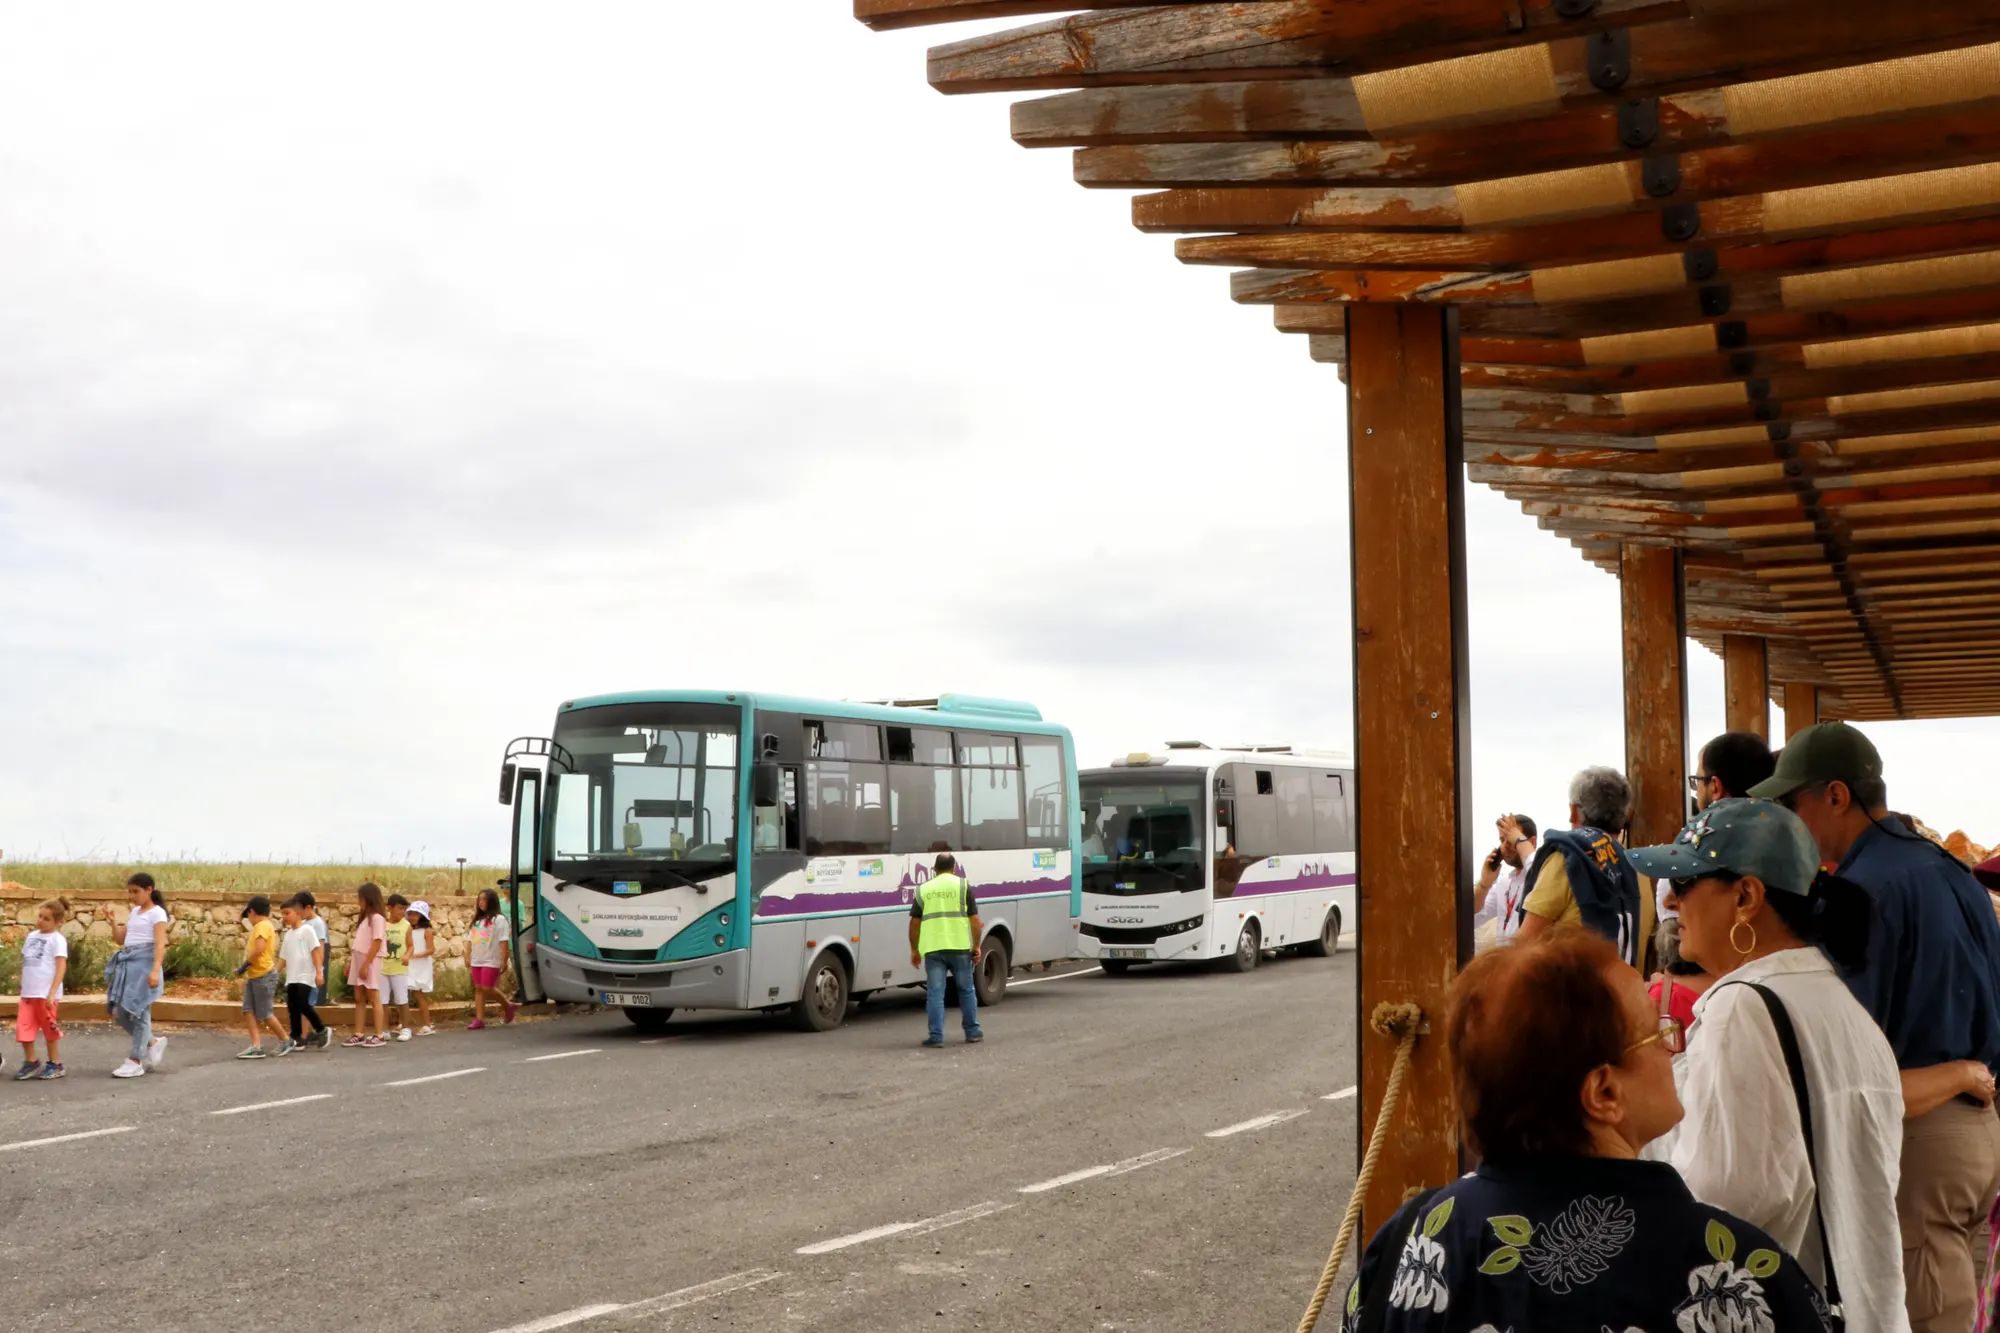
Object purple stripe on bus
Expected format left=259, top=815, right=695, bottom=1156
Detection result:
left=1230, top=868, right=1358, bottom=898
left=754, top=874, right=1073, bottom=919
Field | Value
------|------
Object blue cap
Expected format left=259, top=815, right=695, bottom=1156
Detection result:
left=1626, top=797, right=1821, bottom=896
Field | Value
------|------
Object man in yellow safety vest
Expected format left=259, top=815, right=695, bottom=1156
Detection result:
left=909, top=851, right=984, bottom=1048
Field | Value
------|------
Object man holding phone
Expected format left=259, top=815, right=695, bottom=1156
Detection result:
left=1473, top=813, right=1538, bottom=947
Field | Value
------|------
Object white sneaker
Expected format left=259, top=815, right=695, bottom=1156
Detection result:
left=396, top=1027, right=412, bottom=1042
left=112, top=1060, right=147, bottom=1079
left=144, top=1036, right=168, bottom=1070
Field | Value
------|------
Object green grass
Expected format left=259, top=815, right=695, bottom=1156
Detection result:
left=3, top=861, right=504, bottom=900
left=162, top=936, right=239, bottom=980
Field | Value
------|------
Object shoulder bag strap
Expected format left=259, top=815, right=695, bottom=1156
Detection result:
left=1740, top=981, right=1843, bottom=1320
left=1358, top=1187, right=1442, bottom=1333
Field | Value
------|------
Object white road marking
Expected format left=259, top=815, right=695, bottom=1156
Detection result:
left=482, top=1270, right=783, bottom=1333
left=1205, top=1108, right=1310, bottom=1138
left=1010, top=967, right=1102, bottom=987
left=637, top=1038, right=671, bottom=1045
left=1018, top=1147, right=1189, bottom=1194
left=1323, top=1085, right=1359, bottom=1102
left=902, top=1199, right=1016, bottom=1236
left=0, top=1126, right=135, bottom=1153
left=485, top=1303, right=624, bottom=1333
left=794, top=1197, right=1013, bottom=1255
left=796, top=1220, right=924, bottom=1255
left=211, top=1094, right=335, bottom=1117
left=384, top=1066, right=485, bottom=1087
left=522, top=1048, right=602, bottom=1063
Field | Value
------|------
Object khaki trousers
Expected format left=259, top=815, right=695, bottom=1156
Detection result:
left=1900, top=1099, right=2000, bottom=1333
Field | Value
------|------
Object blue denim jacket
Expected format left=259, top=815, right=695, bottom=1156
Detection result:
left=104, top=943, right=165, bottom=1020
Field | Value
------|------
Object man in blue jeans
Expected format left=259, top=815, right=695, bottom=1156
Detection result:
left=909, top=852, right=983, bottom=1048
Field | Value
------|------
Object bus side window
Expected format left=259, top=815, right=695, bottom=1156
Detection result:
left=754, top=767, right=802, bottom=853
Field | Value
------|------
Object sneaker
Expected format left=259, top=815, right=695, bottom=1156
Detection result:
left=361, top=1034, right=386, bottom=1047
left=921, top=1037, right=945, bottom=1048
left=37, top=1063, right=65, bottom=1080
left=416, top=1026, right=436, bottom=1037
left=502, top=999, right=516, bottom=1024
left=145, top=1036, right=168, bottom=1069
left=395, top=1027, right=412, bottom=1043
left=467, top=1019, right=487, bottom=1031
left=112, top=1060, right=147, bottom=1079
left=966, top=1032, right=984, bottom=1044
left=12, top=1061, right=42, bottom=1081
left=275, top=1040, right=297, bottom=1057
left=235, top=1046, right=268, bottom=1060
left=341, top=1034, right=368, bottom=1047
left=316, top=1026, right=335, bottom=1050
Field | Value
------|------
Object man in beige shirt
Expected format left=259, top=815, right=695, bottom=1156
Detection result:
left=1515, top=765, right=1654, bottom=969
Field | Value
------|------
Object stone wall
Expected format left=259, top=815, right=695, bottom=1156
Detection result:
left=0, top=885, right=484, bottom=974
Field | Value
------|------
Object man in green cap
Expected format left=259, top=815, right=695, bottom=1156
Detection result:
left=1752, top=721, right=2000, bottom=1333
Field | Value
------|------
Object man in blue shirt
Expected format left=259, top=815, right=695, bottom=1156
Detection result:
left=1754, top=722, right=2000, bottom=1333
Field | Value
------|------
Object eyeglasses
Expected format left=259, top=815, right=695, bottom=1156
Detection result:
left=1686, top=774, right=1717, bottom=792
left=1626, top=1017, right=1686, bottom=1056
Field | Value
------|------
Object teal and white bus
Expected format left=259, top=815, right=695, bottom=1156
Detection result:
left=498, top=691, right=1080, bottom=1033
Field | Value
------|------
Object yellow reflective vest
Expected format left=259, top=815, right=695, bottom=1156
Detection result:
left=916, top=873, right=976, bottom=955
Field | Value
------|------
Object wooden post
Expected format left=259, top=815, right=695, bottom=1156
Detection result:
left=1621, top=543, right=1688, bottom=850
left=1783, top=682, right=1822, bottom=740
left=1722, top=634, right=1770, bottom=740
left=1346, top=303, right=1472, bottom=1236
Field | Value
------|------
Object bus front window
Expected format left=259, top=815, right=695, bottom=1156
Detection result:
left=1078, top=773, right=1207, bottom=894
left=547, top=704, right=740, bottom=880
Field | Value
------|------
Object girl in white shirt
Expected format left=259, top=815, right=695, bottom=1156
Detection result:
left=1631, top=798, right=1911, bottom=1333
left=109, top=872, right=172, bottom=1078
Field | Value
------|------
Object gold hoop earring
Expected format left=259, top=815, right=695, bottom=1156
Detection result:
left=1730, top=920, right=1757, bottom=956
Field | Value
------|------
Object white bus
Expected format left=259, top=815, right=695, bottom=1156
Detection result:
left=1076, top=745, right=1356, bottom=973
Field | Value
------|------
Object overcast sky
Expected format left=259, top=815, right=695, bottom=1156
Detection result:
left=2, top=3, right=1993, bottom=868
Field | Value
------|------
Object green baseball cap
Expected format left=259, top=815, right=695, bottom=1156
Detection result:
left=1626, top=797, right=1821, bottom=895
left=1747, top=721, right=1883, bottom=801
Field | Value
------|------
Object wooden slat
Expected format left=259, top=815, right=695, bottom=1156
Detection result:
left=926, top=0, right=1686, bottom=94
left=857, top=1, right=1163, bottom=31
left=1347, top=301, right=1469, bottom=1235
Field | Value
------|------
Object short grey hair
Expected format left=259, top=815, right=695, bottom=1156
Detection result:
left=1569, top=766, right=1632, bottom=832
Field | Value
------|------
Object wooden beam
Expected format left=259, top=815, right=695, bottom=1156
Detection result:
left=1722, top=633, right=1770, bottom=738
left=1347, top=302, right=1469, bottom=1235
left=857, top=1, right=1165, bottom=31
left=1622, top=542, right=1689, bottom=849
left=926, top=0, right=1685, bottom=94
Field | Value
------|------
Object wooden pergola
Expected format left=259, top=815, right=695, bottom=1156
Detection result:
left=854, top=0, right=2000, bottom=1233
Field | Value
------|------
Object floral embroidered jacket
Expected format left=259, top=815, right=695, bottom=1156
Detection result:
left=1342, top=1157, right=1831, bottom=1333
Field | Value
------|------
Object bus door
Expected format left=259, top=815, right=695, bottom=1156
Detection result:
left=508, top=767, right=548, bottom=1003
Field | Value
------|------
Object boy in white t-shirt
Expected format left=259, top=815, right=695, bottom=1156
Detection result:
left=15, top=898, right=70, bottom=1080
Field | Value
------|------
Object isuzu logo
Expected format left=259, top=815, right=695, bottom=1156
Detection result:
left=1105, top=915, right=1144, bottom=924
left=607, top=927, right=644, bottom=938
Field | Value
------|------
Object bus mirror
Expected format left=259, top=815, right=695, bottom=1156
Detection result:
left=1216, top=798, right=1233, bottom=829
left=752, top=762, right=782, bottom=808
left=498, top=762, right=518, bottom=806
left=760, top=733, right=781, bottom=760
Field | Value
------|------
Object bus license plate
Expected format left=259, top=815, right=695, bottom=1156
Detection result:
left=1104, top=948, right=1149, bottom=960
left=602, top=991, right=651, bottom=1006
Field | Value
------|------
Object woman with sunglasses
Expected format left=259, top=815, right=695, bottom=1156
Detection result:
left=1632, top=798, right=1912, bottom=1333
left=1341, top=928, right=1829, bottom=1330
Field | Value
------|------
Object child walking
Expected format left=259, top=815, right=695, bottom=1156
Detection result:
left=295, top=891, right=333, bottom=1049
left=15, top=898, right=69, bottom=1080
left=235, top=896, right=290, bottom=1058
left=465, top=888, right=514, bottom=1029
left=382, top=895, right=413, bottom=1041
left=405, top=900, right=437, bottom=1036
left=344, top=882, right=388, bottom=1048
left=278, top=898, right=328, bottom=1053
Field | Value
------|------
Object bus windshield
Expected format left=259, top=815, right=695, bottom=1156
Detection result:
left=1079, top=772, right=1207, bottom=895
left=547, top=703, right=740, bottom=881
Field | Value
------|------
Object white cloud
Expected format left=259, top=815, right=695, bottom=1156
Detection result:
left=1, top=2, right=1993, bottom=868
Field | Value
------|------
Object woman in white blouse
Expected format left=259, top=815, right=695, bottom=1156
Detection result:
left=1630, top=798, right=1915, bottom=1333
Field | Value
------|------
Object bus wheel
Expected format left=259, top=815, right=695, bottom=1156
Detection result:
left=1222, top=921, right=1261, bottom=974
left=792, top=953, right=850, bottom=1033
left=1100, top=959, right=1132, bottom=976
left=975, top=937, right=1011, bottom=1006
left=1302, top=908, right=1341, bottom=959
left=623, top=1006, right=673, bottom=1032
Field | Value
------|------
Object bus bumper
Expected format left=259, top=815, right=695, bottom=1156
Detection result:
left=534, top=945, right=749, bottom=1011
left=1075, top=932, right=1208, bottom=963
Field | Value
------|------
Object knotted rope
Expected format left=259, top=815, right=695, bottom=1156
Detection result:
left=1296, top=1001, right=1426, bottom=1333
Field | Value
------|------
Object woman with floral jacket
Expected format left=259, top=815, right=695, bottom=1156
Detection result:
left=1342, top=929, right=1829, bottom=1332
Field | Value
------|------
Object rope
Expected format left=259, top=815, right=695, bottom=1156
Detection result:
left=1296, top=1002, right=1426, bottom=1333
